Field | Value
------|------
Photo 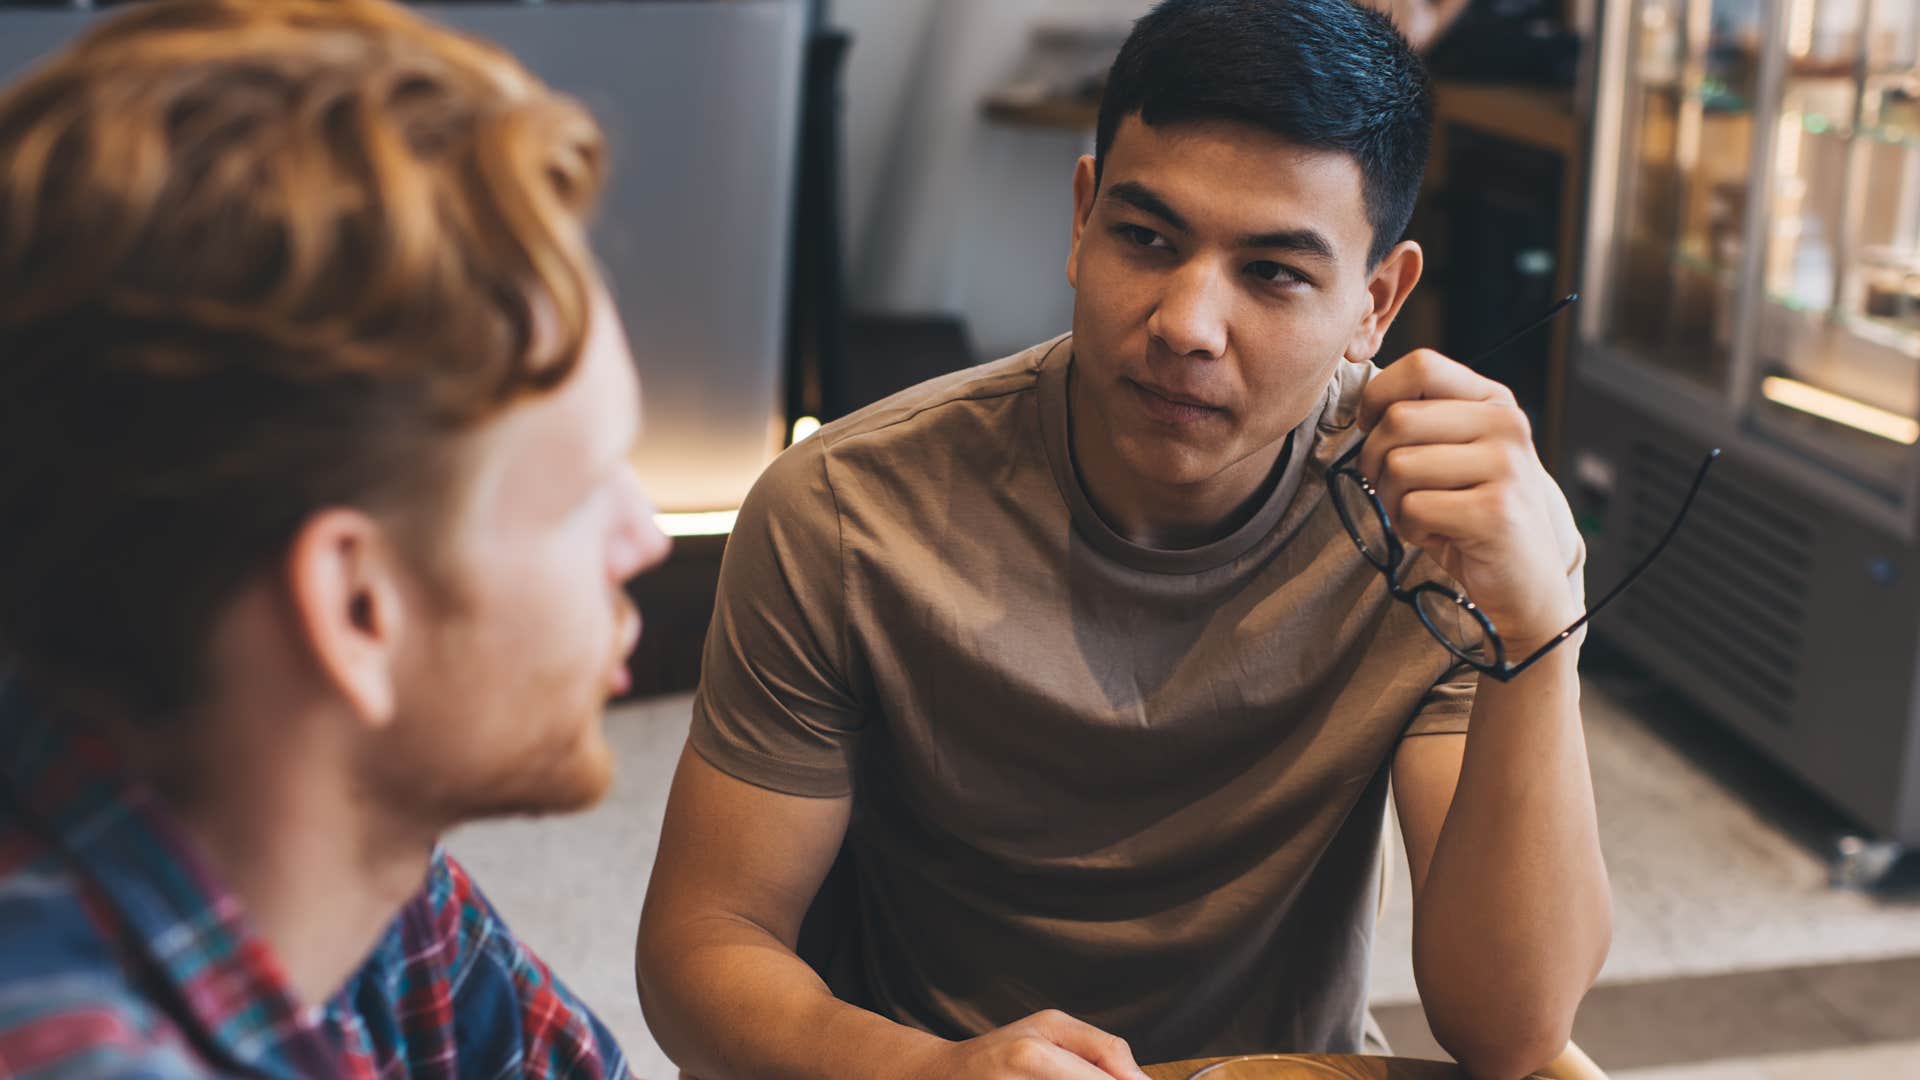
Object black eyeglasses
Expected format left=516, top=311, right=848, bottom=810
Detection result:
left=1327, top=294, right=1721, bottom=681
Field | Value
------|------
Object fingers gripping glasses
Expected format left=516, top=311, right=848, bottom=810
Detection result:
left=1326, top=294, right=1722, bottom=681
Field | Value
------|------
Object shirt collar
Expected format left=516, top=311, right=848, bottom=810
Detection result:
left=0, top=676, right=341, bottom=1078
left=1036, top=336, right=1347, bottom=575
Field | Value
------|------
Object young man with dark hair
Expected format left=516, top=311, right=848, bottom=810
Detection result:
left=637, top=1, right=1606, bottom=1077
left=0, top=1, right=670, bottom=1074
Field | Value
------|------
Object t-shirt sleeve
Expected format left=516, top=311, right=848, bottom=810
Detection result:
left=1404, top=664, right=1477, bottom=738
left=688, top=435, right=864, bottom=798
left=1401, top=526, right=1589, bottom=740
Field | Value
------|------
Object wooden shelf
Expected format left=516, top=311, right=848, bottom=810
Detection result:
left=980, top=96, right=1099, bottom=132
left=1431, top=80, right=1579, bottom=157
left=979, top=81, right=1580, bottom=151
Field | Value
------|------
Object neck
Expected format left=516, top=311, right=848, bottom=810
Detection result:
left=1068, top=364, right=1294, bottom=549
left=130, top=704, right=435, bottom=1007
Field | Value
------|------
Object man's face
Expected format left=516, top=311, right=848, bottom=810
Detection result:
left=1067, top=116, right=1394, bottom=492
left=368, top=295, right=671, bottom=823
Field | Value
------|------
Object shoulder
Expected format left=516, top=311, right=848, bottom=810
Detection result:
left=395, top=847, right=493, bottom=987
left=1308, top=358, right=1378, bottom=469
left=355, top=850, right=528, bottom=1035
left=826, top=336, right=1055, bottom=433
left=745, top=335, right=1063, bottom=519
left=404, top=852, right=630, bottom=1076
left=0, top=844, right=126, bottom=992
left=0, top=857, right=201, bottom=1077
left=405, top=850, right=547, bottom=1000
left=812, top=336, right=1058, bottom=464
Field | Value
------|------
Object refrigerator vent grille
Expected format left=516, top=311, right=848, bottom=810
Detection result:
left=1615, top=441, right=1812, bottom=726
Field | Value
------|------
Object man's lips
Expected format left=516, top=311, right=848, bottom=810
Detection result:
left=608, top=609, right=642, bottom=695
left=617, top=611, right=642, bottom=660
left=1126, top=378, right=1227, bottom=424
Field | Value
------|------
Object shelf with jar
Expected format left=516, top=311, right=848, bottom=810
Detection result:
left=1752, top=39, right=1920, bottom=465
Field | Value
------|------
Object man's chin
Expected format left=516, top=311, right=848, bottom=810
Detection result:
left=1114, top=433, right=1232, bottom=489
left=529, top=731, right=617, bottom=815
left=461, top=717, right=617, bottom=820
left=523, top=750, right=615, bottom=816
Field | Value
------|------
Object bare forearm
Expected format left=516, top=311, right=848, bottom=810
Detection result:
left=1413, top=649, right=1612, bottom=1076
left=637, top=917, right=944, bottom=1080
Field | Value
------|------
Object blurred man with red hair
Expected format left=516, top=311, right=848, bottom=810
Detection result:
left=0, top=1, right=669, bottom=1074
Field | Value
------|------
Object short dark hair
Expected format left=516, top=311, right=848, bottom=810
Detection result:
left=1094, top=0, right=1432, bottom=267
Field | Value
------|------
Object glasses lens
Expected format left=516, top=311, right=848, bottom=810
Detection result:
left=1415, top=588, right=1496, bottom=665
left=1331, top=471, right=1393, bottom=570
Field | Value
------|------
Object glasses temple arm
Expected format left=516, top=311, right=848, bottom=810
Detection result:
left=1505, top=449, right=1721, bottom=679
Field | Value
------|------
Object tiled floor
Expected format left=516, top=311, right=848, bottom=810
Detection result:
left=1374, top=954, right=1920, bottom=1074
left=451, top=657, right=1920, bottom=1080
left=1610, top=1039, right=1920, bottom=1079
left=1371, top=671, right=1920, bottom=1004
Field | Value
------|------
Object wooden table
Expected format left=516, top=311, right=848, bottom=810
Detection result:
left=1144, top=1055, right=1468, bottom=1079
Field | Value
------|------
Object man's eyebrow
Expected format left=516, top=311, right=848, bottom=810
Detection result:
left=1105, top=181, right=1189, bottom=233
left=1239, top=227, right=1336, bottom=263
left=1107, top=180, right=1338, bottom=263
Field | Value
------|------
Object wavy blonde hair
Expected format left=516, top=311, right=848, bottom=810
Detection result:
left=0, top=0, right=608, bottom=715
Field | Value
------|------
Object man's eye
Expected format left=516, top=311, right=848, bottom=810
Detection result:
left=1249, top=260, right=1305, bottom=286
left=1118, top=224, right=1167, bottom=250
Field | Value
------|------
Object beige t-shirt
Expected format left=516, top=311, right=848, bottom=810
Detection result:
left=690, top=335, right=1482, bottom=1062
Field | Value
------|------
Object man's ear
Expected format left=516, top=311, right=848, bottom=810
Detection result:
left=283, top=509, right=409, bottom=729
left=1066, top=154, right=1098, bottom=291
left=1344, top=239, right=1424, bottom=363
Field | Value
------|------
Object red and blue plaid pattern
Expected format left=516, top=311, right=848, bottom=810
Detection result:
left=0, top=679, right=632, bottom=1079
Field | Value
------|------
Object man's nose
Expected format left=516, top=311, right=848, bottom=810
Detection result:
left=1147, top=260, right=1230, bottom=360
left=628, top=514, right=672, bottom=580
left=615, top=477, right=673, bottom=582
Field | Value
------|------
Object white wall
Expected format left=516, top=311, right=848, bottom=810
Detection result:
left=835, top=0, right=942, bottom=272
left=833, top=0, right=1152, bottom=358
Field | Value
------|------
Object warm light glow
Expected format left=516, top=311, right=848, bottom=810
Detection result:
left=791, top=415, right=822, bottom=442
left=655, top=510, right=740, bottom=537
left=1776, top=112, right=1804, bottom=180
left=1787, top=0, right=1815, bottom=57
left=1676, top=96, right=1703, bottom=171
left=1761, top=376, right=1920, bottom=445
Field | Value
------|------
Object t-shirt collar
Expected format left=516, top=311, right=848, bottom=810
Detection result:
left=1038, top=337, right=1362, bottom=575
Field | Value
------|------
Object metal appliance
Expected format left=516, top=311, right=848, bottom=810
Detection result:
left=1575, top=0, right=1920, bottom=881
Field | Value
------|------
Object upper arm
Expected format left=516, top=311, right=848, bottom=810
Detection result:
left=1391, top=731, right=1466, bottom=904
left=689, top=435, right=866, bottom=799
left=651, top=431, right=859, bottom=953
left=638, top=744, right=852, bottom=962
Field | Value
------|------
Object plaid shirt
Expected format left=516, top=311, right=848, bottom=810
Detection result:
left=0, top=680, right=633, bottom=1079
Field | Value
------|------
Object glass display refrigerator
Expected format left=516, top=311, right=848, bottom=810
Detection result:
left=1575, top=0, right=1920, bottom=878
